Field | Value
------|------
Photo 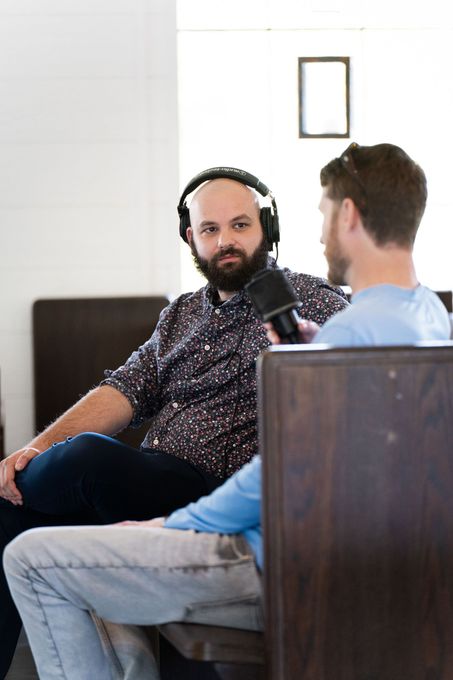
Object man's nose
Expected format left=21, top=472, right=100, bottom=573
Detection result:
left=217, top=228, right=235, bottom=249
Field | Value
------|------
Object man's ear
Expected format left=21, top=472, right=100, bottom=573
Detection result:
left=186, top=226, right=193, bottom=245
left=339, top=197, right=360, bottom=232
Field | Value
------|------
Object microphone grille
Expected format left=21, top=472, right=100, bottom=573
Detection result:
left=245, top=269, right=299, bottom=322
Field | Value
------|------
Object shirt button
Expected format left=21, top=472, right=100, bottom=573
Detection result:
left=172, top=402, right=178, bottom=409
left=204, top=344, right=210, bottom=351
left=153, top=438, right=159, bottom=446
left=214, top=309, right=221, bottom=315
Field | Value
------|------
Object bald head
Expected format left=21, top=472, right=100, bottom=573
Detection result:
left=188, top=179, right=261, bottom=232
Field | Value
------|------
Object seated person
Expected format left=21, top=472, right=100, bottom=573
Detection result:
left=3, top=143, right=450, bottom=680
left=269, top=142, right=450, bottom=346
left=0, top=167, right=347, bottom=678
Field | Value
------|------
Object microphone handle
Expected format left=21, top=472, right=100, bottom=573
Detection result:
left=272, top=309, right=303, bottom=345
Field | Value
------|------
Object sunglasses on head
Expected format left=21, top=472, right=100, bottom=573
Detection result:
left=338, top=142, right=367, bottom=212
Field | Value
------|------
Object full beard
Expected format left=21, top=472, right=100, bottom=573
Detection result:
left=191, top=238, right=269, bottom=293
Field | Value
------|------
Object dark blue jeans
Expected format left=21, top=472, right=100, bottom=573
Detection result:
left=0, top=433, right=221, bottom=679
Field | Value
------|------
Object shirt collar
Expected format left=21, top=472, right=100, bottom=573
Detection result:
left=203, top=284, right=248, bottom=310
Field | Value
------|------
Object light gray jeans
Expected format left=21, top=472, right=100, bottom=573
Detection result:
left=3, top=525, right=262, bottom=680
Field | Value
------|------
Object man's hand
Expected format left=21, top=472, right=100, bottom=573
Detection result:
left=115, top=517, right=166, bottom=528
left=0, top=446, right=41, bottom=505
left=264, top=319, right=320, bottom=345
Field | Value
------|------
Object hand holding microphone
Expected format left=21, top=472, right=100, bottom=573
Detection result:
left=264, top=318, right=319, bottom=345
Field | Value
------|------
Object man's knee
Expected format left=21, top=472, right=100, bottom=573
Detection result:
left=2, top=529, right=37, bottom=577
left=14, top=434, right=114, bottom=513
left=24, top=432, right=115, bottom=479
left=52, top=432, right=113, bottom=462
left=59, top=433, right=130, bottom=478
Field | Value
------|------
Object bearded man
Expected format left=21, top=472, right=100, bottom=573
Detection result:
left=0, top=167, right=347, bottom=678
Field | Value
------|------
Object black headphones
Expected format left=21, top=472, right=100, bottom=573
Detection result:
left=177, top=166, right=280, bottom=250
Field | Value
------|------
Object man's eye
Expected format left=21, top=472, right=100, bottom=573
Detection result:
left=234, top=222, right=248, bottom=230
left=203, top=226, right=217, bottom=234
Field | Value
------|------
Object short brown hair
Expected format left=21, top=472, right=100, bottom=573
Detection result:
left=320, top=143, right=427, bottom=247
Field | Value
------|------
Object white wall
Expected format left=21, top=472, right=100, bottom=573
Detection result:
left=177, top=0, right=453, bottom=294
left=0, top=0, right=179, bottom=453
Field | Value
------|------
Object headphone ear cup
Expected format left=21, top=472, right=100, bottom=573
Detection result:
left=179, top=207, right=191, bottom=243
left=271, top=212, right=280, bottom=245
left=260, top=207, right=274, bottom=250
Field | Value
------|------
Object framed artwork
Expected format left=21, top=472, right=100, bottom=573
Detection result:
left=298, top=56, right=350, bottom=138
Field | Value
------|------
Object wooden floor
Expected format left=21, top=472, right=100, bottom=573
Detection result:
left=5, top=630, right=38, bottom=680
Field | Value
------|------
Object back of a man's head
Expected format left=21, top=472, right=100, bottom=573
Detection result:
left=320, top=143, right=427, bottom=248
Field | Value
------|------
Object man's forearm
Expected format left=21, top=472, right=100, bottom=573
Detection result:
left=26, top=385, right=133, bottom=452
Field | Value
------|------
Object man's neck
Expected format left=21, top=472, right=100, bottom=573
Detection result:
left=218, top=289, right=238, bottom=302
left=348, top=247, right=418, bottom=296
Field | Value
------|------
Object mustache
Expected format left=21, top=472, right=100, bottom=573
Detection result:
left=213, top=246, right=245, bottom=264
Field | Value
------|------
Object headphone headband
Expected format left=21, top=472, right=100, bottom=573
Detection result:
left=178, top=167, right=271, bottom=209
left=177, top=166, right=280, bottom=249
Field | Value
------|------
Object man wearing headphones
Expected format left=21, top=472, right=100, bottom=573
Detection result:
left=0, top=167, right=347, bottom=677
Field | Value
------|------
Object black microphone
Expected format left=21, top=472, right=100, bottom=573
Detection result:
left=245, top=268, right=303, bottom=344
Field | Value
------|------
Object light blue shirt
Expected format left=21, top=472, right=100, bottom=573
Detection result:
left=315, top=284, right=451, bottom=346
left=165, top=284, right=451, bottom=570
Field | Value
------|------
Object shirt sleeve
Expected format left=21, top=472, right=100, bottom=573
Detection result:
left=100, top=314, right=165, bottom=428
left=165, top=455, right=261, bottom=534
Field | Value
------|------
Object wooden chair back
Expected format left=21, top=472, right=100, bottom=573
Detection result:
left=33, top=296, right=169, bottom=448
left=258, top=342, right=453, bottom=680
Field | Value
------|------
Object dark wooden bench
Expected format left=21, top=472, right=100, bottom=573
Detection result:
left=158, top=623, right=264, bottom=679
left=32, top=296, right=169, bottom=447
left=160, top=342, right=453, bottom=680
